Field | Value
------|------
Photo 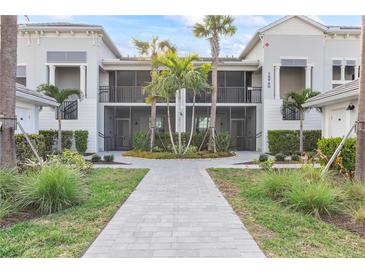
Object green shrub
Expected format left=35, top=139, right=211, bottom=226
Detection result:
left=344, top=182, right=365, bottom=204
left=291, top=154, right=300, bottom=161
left=74, top=130, right=88, bottom=155
left=317, top=137, right=356, bottom=173
left=259, top=170, right=300, bottom=199
left=0, top=168, right=19, bottom=200
left=284, top=180, right=340, bottom=215
left=352, top=206, right=365, bottom=224
left=154, top=132, right=208, bottom=152
left=39, top=130, right=73, bottom=152
left=18, top=162, right=85, bottom=214
left=0, top=200, right=16, bottom=221
left=91, top=154, right=101, bottom=163
left=216, top=132, right=231, bottom=152
left=103, top=155, right=114, bottom=162
left=275, top=153, right=286, bottom=161
left=259, top=159, right=274, bottom=171
left=133, top=132, right=150, bottom=151
left=49, top=149, right=92, bottom=173
left=259, top=154, right=268, bottom=162
left=268, top=130, right=321, bottom=154
left=15, top=134, right=46, bottom=164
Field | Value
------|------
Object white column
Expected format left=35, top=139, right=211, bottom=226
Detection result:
left=49, top=65, right=56, bottom=85
left=274, top=66, right=280, bottom=100
left=355, top=65, right=359, bottom=79
left=80, top=65, right=86, bottom=97
left=175, top=88, right=186, bottom=133
left=341, top=65, right=346, bottom=81
left=305, top=66, right=312, bottom=89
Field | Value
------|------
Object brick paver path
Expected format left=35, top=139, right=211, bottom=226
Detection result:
left=83, top=153, right=265, bottom=258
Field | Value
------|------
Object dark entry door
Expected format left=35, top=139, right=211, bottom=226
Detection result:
left=231, top=119, right=245, bottom=150
left=115, top=119, right=131, bottom=149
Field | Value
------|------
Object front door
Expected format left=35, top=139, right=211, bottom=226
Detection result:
left=115, top=118, right=131, bottom=149
left=231, top=119, right=244, bottom=150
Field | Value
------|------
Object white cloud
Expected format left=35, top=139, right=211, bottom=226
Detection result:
left=164, top=15, right=204, bottom=27
left=234, top=16, right=268, bottom=27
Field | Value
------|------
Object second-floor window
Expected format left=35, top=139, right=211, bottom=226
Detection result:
left=16, top=65, right=26, bottom=86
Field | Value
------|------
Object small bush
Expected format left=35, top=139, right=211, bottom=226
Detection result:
left=259, top=154, right=269, bottom=162
left=184, top=145, right=198, bottom=154
left=291, top=154, right=300, bottom=161
left=216, top=132, right=231, bottom=152
left=268, top=130, right=321, bottom=154
left=74, top=130, right=88, bottom=155
left=18, top=162, right=85, bottom=214
left=284, top=180, right=340, bottom=215
left=39, top=130, right=74, bottom=152
left=344, top=182, right=365, bottom=204
left=16, top=134, right=46, bottom=164
left=50, top=150, right=92, bottom=173
left=0, top=200, right=16, bottom=221
left=133, top=132, right=150, bottom=151
left=259, top=170, right=300, bottom=199
left=91, top=154, right=102, bottom=163
left=259, top=159, right=274, bottom=171
left=103, top=155, right=114, bottom=162
left=275, top=153, right=286, bottom=161
left=0, top=168, right=20, bottom=200
left=352, top=206, right=365, bottom=224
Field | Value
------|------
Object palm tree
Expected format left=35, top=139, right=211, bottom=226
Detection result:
left=193, top=15, right=236, bottom=152
left=152, top=51, right=201, bottom=154
left=282, top=88, right=320, bottom=153
left=183, top=64, right=211, bottom=154
left=133, top=36, right=176, bottom=152
left=37, top=84, right=81, bottom=152
left=0, top=16, right=17, bottom=167
left=355, top=15, right=365, bottom=181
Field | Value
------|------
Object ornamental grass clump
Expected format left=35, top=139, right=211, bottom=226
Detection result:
left=18, top=162, right=86, bottom=214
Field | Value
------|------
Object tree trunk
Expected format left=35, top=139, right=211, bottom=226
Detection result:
left=183, top=94, right=196, bottom=154
left=166, top=97, right=177, bottom=154
left=57, top=108, right=62, bottom=152
left=299, top=111, right=304, bottom=154
left=0, top=16, right=17, bottom=167
left=355, top=15, right=365, bottom=181
left=150, top=99, right=157, bottom=152
left=209, top=60, right=218, bottom=152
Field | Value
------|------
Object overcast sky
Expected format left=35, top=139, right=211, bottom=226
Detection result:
left=18, top=15, right=362, bottom=58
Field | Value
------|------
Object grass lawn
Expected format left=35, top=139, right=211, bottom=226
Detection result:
left=208, top=168, right=365, bottom=258
left=0, top=168, right=148, bottom=258
left=123, top=150, right=234, bottom=159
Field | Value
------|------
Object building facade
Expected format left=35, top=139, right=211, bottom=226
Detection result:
left=16, top=16, right=361, bottom=153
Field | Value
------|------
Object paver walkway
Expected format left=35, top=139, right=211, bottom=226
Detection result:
left=83, top=152, right=265, bottom=258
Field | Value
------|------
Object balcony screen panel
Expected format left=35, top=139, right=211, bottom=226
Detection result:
left=47, top=51, right=87, bottom=63
left=226, top=71, right=244, bottom=87
left=136, top=71, right=151, bottom=86
left=117, top=71, right=135, bottom=86
left=217, top=71, right=225, bottom=87
left=109, top=71, right=115, bottom=87
left=281, top=59, right=307, bottom=67
left=332, top=66, right=341, bottom=80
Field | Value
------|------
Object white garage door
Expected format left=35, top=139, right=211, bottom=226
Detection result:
left=329, top=109, right=346, bottom=137
left=16, top=107, right=33, bottom=134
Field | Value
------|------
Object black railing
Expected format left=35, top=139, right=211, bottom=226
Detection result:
left=59, top=100, right=78, bottom=120
left=186, top=87, right=262, bottom=103
left=282, top=107, right=301, bottom=120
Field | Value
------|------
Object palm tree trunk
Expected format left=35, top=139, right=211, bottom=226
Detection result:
left=166, top=97, right=177, bottom=154
left=57, top=108, right=62, bottom=152
left=184, top=94, right=196, bottom=154
left=0, top=16, right=17, bottom=167
left=150, top=99, right=157, bottom=152
left=299, top=111, right=304, bottom=154
left=209, top=60, right=218, bottom=153
left=355, top=15, right=365, bottom=181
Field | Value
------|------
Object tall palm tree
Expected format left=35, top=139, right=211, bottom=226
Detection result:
left=133, top=36, right=176, bottom=152
left=37, top=84, right=81, bottom=152
left=0, top=16, right=17, bottom=167
left=355, top=16, right=365, bottom=181
left=282, top=88, right=320, bottom=153
left=152, top=51, right=201, bottom=154
left=183, top=64, right=211, bottom=154
left=193, top=15, right=236, bottom=152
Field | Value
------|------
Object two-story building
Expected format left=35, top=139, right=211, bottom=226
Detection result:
left=16, top=16, right=361, bottom=153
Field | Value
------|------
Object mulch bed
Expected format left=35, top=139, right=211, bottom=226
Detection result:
left=0, top=210, right=42, bottom=229
left=321, top=214, right=365, bottom=239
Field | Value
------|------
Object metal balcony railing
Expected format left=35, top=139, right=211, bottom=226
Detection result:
left=99, top=86, right=146, bottom=103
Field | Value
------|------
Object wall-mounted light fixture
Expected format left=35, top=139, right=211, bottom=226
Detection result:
left=346, top=103, right=355, bottom=111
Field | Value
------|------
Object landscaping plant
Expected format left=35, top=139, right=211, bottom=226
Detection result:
left=103, top=155, right=114, bottom=162
left=216, top=132, right=231, bottom=152
left=91, top=154, right=102, bottom=163
left=259, top=154, right=269, bottom=162
left=49, top=149, right=92, bottom=173
left=132, top=132, right=150, bottom=151
left=74, top=130, right=88, bottom=155
left=275, top=153, right=286, bottom=161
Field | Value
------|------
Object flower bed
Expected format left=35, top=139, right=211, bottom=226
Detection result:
left=123, top=150, right=235, bottom=159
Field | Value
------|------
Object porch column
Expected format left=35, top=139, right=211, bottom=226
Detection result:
left=341, top=64, right=346, bottom=81
left=80, top=65, right=86, bottom=97
left=355, top=65, right=359, bottom=79
left=49, top=65, right=56, bottom=85
left=305, top=65, right=312, bottom=89
left=274, top=65, right=280, bottom=100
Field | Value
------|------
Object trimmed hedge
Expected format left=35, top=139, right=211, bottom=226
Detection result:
left=268, top=130, right=321, bottom=154
left=39, top=130, right=73, bottom=152
left=16, top=134, right=46, bottom=164
left=317, top=137, right=356, bottom=173
left=74, top=130, right=88, bottom=155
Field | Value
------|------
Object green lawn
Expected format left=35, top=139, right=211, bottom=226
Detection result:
left=208, top=168, right=365, bottom=258
left=0, top=168, right=148, bottom=258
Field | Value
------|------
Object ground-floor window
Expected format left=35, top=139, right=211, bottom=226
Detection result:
left=195, top=116, right=210, bottom=132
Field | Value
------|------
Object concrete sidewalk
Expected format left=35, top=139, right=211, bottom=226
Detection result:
left=83, top=152, right=265, bottom=258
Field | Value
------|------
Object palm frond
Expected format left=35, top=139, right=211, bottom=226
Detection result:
left=132, top=38, right=150, bottom=56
